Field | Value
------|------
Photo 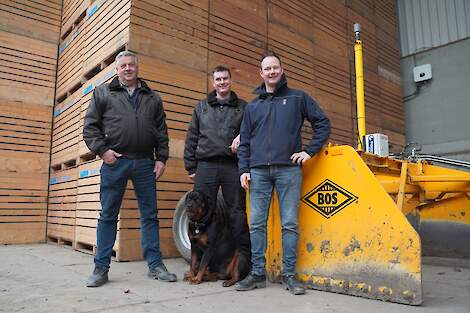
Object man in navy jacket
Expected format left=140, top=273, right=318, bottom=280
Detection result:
left=235, top=51, right=331, bottom=295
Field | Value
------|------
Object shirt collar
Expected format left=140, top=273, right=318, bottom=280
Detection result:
left=119, top=79, right=141, bottom=96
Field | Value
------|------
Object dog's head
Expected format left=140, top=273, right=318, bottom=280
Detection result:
left=185, top=191, right=209, bottom=222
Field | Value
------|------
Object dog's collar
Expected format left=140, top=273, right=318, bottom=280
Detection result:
left=189, top=205, right=213, bottom=234
left=189, top=220, right=206, bottom=234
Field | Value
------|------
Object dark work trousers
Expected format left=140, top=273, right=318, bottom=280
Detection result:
left=194, top=159, right=251, bottom=258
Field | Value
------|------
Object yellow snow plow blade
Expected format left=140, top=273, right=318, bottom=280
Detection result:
left=364, top=151, right=470, bottom=258
left=259, top=145, right=422, bottom=305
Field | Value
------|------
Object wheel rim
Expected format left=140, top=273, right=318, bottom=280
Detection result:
left=176, top=207, right=190, bottom=253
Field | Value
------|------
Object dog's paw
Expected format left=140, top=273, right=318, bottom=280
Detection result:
left=189, top=277, right=202, bottom=285
left=222, top=280, right=236, bottom=287
left=183, top=271, right=195, bottom=281
left=203, top=272, right=218, bottom=282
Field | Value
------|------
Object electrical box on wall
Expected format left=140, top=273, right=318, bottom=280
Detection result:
left=413, top=64, right=432, bottom=83
left=365, top=133, right=389, bottom=157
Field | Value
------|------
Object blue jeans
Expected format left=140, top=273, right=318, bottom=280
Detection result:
left=94, top=157, right=162, bottom=270
left=249, top=165, right=302, bottom=277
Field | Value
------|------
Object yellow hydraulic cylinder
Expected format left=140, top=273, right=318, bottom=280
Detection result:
left=250, top=145, right=422, bottom=305
left=354, top=39, right=366, bottom=151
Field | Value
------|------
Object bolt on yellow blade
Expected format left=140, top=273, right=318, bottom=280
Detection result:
left=249, top=145, right=422, bottom=305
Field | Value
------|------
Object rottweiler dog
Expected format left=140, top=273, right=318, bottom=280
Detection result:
left=183, top=190, right=250, bottom=287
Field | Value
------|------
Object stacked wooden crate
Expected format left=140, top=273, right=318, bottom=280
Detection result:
left=48, top=0, right=132, bottom=259
left=0, top=0, right=61, bottom=243
left=127, top=0, right=208, bottom=257
left=311, top=0, right=353, bottom=146
left=375, top=0, right=405, bottom=149
left=35, top=0, right=404, bottom=260
left=207, top=0, right=267, bottom=100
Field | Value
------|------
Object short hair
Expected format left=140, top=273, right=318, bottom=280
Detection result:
left=212, top=65, right=231, bottom=78
left=115, top=50, right=138, bottom=65
left=260, top=51, right=282, bottom=68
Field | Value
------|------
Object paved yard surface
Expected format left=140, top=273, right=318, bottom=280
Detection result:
left=1, top=244, right=469, bottom=313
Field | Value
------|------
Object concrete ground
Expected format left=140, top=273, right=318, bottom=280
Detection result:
left=1, top=244, right=470, bottom=313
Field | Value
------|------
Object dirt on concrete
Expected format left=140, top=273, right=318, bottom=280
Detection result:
left=1, top=244, right=469, bottom=313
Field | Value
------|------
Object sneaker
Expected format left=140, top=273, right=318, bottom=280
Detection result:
left=148, top=263, right=177, bottom=282
left=86, top=267, right=109, bottom=287
left=281, top=275, right=305, bottom=295
left=235, top=274, right=266, bottom=291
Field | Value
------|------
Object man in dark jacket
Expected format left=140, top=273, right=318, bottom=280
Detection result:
left=184, top=65, right=251, bottom=258
left=235, top=52, right=331, bottom=295
left=83, top=51, right=176, bottom=287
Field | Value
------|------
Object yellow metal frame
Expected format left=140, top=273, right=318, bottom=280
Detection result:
left=250, top=146, right=422, bottom=305
left=366, top=151, right=470, bottom=260
left=243, top=21, right=470, bottom=306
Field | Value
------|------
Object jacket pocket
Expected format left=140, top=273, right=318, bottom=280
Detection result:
left=138, top=116, right=158, bottom=151
left=104, top=114, right=129, bottom=150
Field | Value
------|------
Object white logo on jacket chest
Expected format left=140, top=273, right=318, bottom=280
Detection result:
left=282, top=99, right=287, bottom=105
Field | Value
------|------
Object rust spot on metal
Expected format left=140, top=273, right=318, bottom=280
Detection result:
left=301, top=265, right=421, bottom=305
left=343, top=236, right=362, bottom=256
left=378, top=286, right=393, bottom=297
left=402, top=290, right=416, bottom=302
left=320, top=240, right=331, bottom=254
left=389, top=246, right=401, bottom=263
left=355, top=282, right=371, bottom=293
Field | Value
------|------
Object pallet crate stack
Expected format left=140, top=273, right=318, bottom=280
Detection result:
left=48, top=0, right=134, bottom=259
left=207, top=0, right=267, bottom=100
left=126, top=0, right=209, bottom=257
left=0, top=0, right=405, bottom=259
left=47, top=0, right=405, bottom=260
left=311, top=0, right=354, bottom=146
left=375, top=0, right=405, bottom=148
left=0, top=0, right=61, bottom=244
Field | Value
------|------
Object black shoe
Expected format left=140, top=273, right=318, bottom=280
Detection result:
left=235, top=274, right=266, bottom=291
left=281, top=275, right=305, bottom=295
left=86, top=267, right=109, bottom=287
left=148, top=263, right=177, bottom=282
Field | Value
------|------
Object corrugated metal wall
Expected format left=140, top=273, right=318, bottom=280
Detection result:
left=398, top=0, right=470, bottom=56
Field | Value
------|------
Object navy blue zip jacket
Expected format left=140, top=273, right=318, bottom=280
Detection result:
left=238, top=74, right=331, bottom=174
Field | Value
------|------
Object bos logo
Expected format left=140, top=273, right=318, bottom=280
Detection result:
left=301, top=179, right=358, bottom=219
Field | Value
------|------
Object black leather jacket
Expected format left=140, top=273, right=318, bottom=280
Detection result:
left=83, top=76, right=169, bottom=163
left=184, top=91, right=246, bottom=174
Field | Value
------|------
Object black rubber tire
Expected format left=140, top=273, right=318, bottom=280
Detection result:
left=172, top=191, right=191, bottom=262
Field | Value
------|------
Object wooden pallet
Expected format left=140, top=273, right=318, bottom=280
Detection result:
left=81, top=0, right=130, bottom=77
left=0, top=0, right=61, bottom=43
left=0, top=30, right=57, bottom=105
left=0, top=0, right=404, bottom=257
left=51, top=88, right=83, bottom=168
left=47, top=166, right=78, bottom=242
left=0, top=101, right=52, bottom=243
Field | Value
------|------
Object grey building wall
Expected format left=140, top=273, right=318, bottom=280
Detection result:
left=401, top=37, right=470, bottom=161
left=398, top=0, right=470, bottom=56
